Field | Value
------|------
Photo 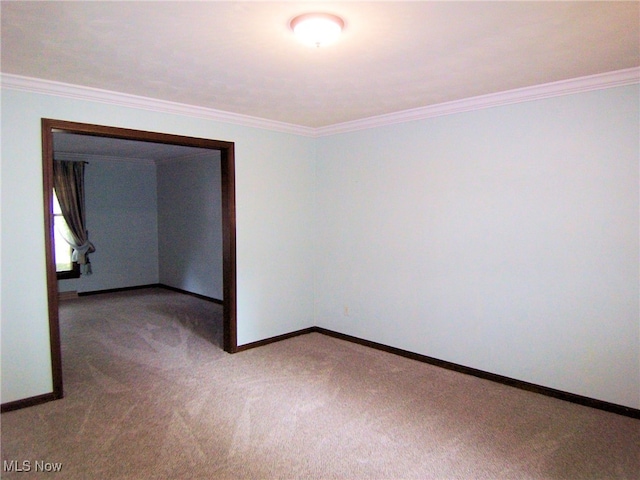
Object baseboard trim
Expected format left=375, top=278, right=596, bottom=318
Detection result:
left=157, top=284, right=223, bottom=304
left=311, top=327, right=640, bottom=420
left=58, top=291, right=78, bottom=301
left=1, top=392, right=61, bottom=413
left=77, top=284, right=223, bottom=304
left=6, top=319, right=637, bottom=418
left=236, top=327, right=316, bottom=352
left=78, top=284, right=162, bottom=296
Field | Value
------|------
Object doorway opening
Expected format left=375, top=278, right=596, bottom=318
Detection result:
left=41, top=118, right=237, bottom=399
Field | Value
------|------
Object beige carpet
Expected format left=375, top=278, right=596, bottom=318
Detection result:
left=2, top=288, right=638, bottom=479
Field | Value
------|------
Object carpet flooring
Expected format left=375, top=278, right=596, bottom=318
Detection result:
left=1, top=288, right=638, bottom=479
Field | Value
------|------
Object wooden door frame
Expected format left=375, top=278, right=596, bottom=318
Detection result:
left=41, top=118, right=237, bottom=400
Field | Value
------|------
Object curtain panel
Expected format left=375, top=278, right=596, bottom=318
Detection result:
left=53, top=160, right=95, bottom=274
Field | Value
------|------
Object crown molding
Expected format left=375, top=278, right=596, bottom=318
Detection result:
left=2, top=68, right=638, bottom=139
left=0, top=73, right=316, bottom=137
left=314, top=67, right=640, bottom=137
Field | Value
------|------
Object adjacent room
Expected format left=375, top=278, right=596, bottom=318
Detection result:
left=1, top=2, right=638, bottom=478
left=53, top=132, right=224, bottom=301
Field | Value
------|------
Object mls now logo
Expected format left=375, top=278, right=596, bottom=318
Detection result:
left=4, top=460, right=63, bottom=472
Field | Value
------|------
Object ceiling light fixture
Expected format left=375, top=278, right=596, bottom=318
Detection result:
left=290, top=13, right=344, bottom=48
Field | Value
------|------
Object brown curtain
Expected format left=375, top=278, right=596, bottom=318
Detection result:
left=53, top=160, right=95, bottom=274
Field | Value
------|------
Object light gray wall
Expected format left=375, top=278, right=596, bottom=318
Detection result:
left=59, top=160, right=160, bottom=293
left=157, top=152, right=223, bottom=299
left=1, top=82, right=636, bottom=411
left=315, top=85, right=639, bottom=409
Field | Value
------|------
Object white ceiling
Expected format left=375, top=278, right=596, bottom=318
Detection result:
left=2, top=1, right=639, bottom=128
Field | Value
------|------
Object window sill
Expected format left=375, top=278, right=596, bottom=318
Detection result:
left=56, top=264, right=81, bottom=280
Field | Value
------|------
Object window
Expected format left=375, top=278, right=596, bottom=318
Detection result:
left=53, top=190, right=80, bottom=279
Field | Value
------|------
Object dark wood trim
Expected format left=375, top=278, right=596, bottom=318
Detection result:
left=312, top=327, right=640, bottom=419
left=221, top=143, right=237, bottom=353
left=41, top=119, right=64, bottom=401
left=58, top=291, right=79, bottom=301
left=1, top=392, right=60, bottom=413
left=237, top=326, right=640, bottom=418
left=45, top=119, right=236, bottom=150
left=76, top=284, right=223, bottom=305
left=77, top=284, right=163, bottom=296
left=157, top=284, right=223, bottom=304
left=235, top=327, right=316, bottom=352
left=36, top=118, right=238, bottom=411
left=56, top=262, right=81, bottom=280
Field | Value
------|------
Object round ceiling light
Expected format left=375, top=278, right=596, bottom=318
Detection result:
left=290, top=13, right=344, bottom=48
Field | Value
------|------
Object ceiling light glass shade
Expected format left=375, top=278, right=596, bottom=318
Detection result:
left=290, top=13, right=344, bottom=47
